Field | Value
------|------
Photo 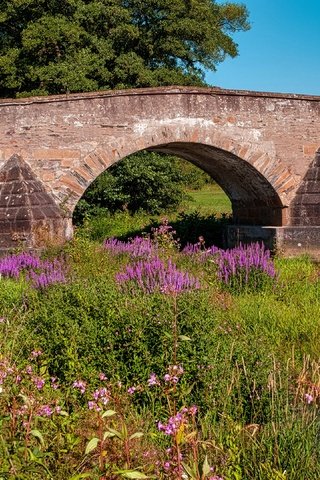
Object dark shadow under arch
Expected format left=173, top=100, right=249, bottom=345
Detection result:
left=148, top=142, right=285, bottom=226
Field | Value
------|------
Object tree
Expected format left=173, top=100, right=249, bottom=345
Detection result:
left=0, top=0, right=249, bottom=97
left=74, top=151, right=195, bottom=223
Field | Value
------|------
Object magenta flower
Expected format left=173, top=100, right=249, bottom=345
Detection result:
left=147, top=373, right=159, bottom=386
left=73, top=380, right=87, bottom=394
left=104, top=236, right=155, bottom=258
left=304, top=393, right=314, bottom=404
left=158, top=411, right=187, bottom=436
left=37, top=404, right=53, bottom=417
left=88, top=400, right=101, bottom=412
left=0, top=252, right=67, bottom=289
left=31, top=350, right=43, bottom=358
left=116, top=257, right=200, bottom=295
left=33, top=377, right=45, bottom=390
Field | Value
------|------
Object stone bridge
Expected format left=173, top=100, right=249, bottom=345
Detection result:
left=0, top=86, right=319, bottom=256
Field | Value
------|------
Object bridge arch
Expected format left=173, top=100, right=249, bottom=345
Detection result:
left=1, top=86, right=319, bottom=255
left=70, top=125, right=290, bottom=226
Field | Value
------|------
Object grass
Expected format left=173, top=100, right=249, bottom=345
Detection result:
left=185, top=183, right=232, bottom=215
left=0, top=187, right=319, bottom=479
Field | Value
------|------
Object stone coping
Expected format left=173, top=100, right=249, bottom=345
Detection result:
left=1, top=86, right=320, bottom=107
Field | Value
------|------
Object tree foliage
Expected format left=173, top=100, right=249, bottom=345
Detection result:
left=0, top=0, right=249, bottom=97
left=73, top=151, right=212, bottom=222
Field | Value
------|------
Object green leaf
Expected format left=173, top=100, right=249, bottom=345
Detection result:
left=58, top=410, right=69, bottom=416
left=101, top=409, right=116, bottom=418
left=182, top=462, right=197, bottom=479
left=68, top=474, right=92, bottom=480
left=178, top=335, right=192, bottom=341
left=202, top=455, right=211, bottom=476
left=85, top=437, right=99, bottom=455
left=116, top=470, right=152, bottom=479
left=103, top=431, right=116, bottom=440
left=129, top=431, right=144, bottom=440
left=163, top=331, right=173, bottom=339
left=30, top=429, right=45, bottom=447
left=106, top=427, right=123, bottom=439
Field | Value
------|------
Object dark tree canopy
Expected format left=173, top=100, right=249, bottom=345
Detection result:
left=0, top=0, right=249, bottom=97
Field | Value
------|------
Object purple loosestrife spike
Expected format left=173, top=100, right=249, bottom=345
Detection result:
left=0, top=252, right=67, bottom=288
left=104, top=236, right=155, bottom=258
left=116, top=257, right=200, bottom=295
left=215, top=242, right=275, bottom=287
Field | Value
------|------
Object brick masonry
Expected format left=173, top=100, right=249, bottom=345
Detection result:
left=0, top=86, right=319, bottom=254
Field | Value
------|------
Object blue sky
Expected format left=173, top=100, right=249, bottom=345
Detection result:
left=206, top=0, right=320, bottom=95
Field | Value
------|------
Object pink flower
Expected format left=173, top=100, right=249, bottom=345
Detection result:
left=188, top=405, right=198, bottom=416
left=147, top=373, right=159, bottom=386
left=37, top=405, right=53, bottom=416
left=73, top=380, right=87, bottom=394
left=88, top=401, right=101, bottom=411
left=31, top=350, right=42, bottom=358
left=305, top=393, right=314, bottom=404
left=33, top=377, right=45, bottom=390
left=127, top=386, right=136, bottom=394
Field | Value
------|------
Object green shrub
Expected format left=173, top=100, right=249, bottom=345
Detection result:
left=73, top=152, right=217, bottom=224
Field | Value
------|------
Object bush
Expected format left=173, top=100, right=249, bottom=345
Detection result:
left=73, top=152, right=214, bottom=223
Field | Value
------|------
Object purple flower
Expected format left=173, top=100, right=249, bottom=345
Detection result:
left=73, top=380, right=87, bottom=394
left=37, top=404, right=53, bottom=417
left=147, top=373, right=159, bottom=386
left=93, top=387, right=110, bottom=405
left=127, top=386, right=136, bottom=394
left=33, top=377, right=45, bottom=390
left=0, top=252, right=67, bottom=289
left=104, top=236, right=155, bottom=258
left=304, top=393, right=314, bottom=404
left=157, top=411, right=187, bottom=436
left=88, top=400, right=101, bottom=411
left=216, top=243, right=275, bottom=287
left=116, top=257, right=200, bottom=295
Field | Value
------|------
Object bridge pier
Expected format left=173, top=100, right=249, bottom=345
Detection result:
left=0, top=155, right=72, bottom=253
left=226, top=225, right=320, bottom=259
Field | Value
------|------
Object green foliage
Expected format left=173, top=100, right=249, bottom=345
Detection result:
left=74, top=152, right=192, bottom=222
left=0, top=221, right=320, bottom=477
left=0, top=0, right=249, bottom=97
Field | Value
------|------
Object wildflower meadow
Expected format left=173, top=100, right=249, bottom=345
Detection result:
left=0, top=215, right=319, bottom=479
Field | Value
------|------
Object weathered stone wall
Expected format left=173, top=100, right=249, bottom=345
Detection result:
left=0, top=86, right=319, bottom=251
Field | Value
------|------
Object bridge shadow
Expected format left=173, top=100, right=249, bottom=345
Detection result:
left=149, top=142, right=285, bottom=227
left=289, top=149, right=320, bottom=226
left=122, top=211, right=231, bottom=249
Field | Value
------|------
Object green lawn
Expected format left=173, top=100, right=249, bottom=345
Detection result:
left=185, top=183, right=232, bottom=215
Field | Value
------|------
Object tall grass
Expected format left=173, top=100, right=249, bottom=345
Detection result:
left=0, top=219, right=319, bottom=478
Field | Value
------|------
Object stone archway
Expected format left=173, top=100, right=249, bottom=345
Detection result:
left=1, top=86, right=319, bottom=255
